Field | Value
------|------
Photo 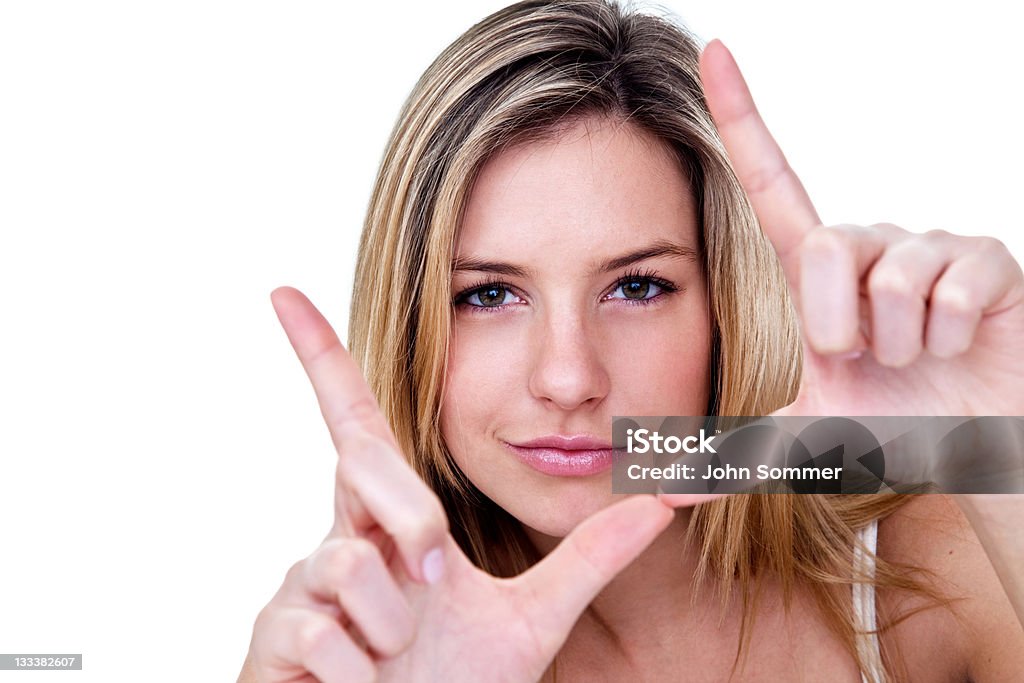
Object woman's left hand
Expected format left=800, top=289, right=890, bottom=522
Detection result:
left=662, top=41, right=1024, bottom=648
left=701, top=39, right=1024, bottom=419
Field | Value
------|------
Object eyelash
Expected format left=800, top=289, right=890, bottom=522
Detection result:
left=452, top=267, right=680, bottom=314
left=452, top=279, right=518, bottom=314
left=614, top=268, right=680, bottom=305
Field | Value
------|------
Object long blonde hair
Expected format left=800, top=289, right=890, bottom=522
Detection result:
left=348, top=2, right=945, bottom=680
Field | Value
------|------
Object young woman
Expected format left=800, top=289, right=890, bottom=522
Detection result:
left=239, top=1, right=1024, bottom=681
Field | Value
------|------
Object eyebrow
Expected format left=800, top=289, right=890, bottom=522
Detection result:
left=452, top=238, right=699, bottom=278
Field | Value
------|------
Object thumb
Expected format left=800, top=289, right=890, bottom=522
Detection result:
left=510, top=495, right=674, bottom=653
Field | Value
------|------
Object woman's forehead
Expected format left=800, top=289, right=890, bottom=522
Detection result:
left=456, top=117, right=700, bottom=260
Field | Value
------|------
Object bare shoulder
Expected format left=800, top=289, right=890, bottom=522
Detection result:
left=878, top=493, right=974, bottom=571
left=876, top=493, right=1024, bottom=682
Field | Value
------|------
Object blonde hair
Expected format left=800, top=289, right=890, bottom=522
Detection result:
left=348, top=2, right=947, bottom=680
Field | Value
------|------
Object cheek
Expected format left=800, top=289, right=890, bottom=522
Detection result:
left=603, top=300, right=712, bottom=414
left=439, top=320, right=529, bottom=449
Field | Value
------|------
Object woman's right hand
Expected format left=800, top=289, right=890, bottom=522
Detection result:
left=239, top=287, right=673, bottom=683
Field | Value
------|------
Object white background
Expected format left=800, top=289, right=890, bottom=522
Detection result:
left=0, top=1, right=1021, bottom=680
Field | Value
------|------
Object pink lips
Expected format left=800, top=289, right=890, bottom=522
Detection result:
left=504, top=435, right=618, bottom=477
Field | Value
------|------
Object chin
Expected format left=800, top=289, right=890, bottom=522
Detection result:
left=499, top=481, right=617, bottom=538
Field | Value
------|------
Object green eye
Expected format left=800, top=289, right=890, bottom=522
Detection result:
left=472, top=285, right=509, bottom=307
left=610, top=277, right=663, bottom=301
left=620, top=279, right=651, bottom=300
left=455, top=281, right=523, bottom=310
left=606, top=269, right=680, bottom=305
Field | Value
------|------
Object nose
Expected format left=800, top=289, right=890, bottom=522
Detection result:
left=528, top=310, right=611, bottom=411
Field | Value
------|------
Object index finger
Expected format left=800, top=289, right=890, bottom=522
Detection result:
left=700, top=39, right=822, bottom=271
left=270, top=286, right=399, bottom=454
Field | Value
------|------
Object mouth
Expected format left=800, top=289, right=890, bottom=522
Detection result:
left=503, top=435, right=618, bottom=477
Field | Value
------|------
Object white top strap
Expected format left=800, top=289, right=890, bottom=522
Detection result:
left=852, top=518, right=884, bottom=683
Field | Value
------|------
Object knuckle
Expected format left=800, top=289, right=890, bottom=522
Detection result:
left=803, top=225, right=855, bottom=255
left=339, top=431, right=390, bottom=469
left=386, top=487, right=449, bottom=545
left=867, top=267, right=914, bottom=299
left=390, top=517, right=433, bottom=546
left=742, top=161, right=789, bottom=196
left=976, top=235, right=1009, bottom=256
left=395, top=608, right=419, bottom=651
left=294, top=618, right=335, bottom=660
left=392, top=508, right=447, bottom=546
left=928, top=321, right=974, bottom=356
left=869, top=221, right=904, bottom=233
left=252, top=603, right=278, bottom=637
left=424, top=496, right=451, bottom=534
left=284, top=558, right=308, bottom=587
left=331, top=397, right=383, bottom=435
left=924, top=228, right=954, bottom=241
left=932, top=284, right=975, bottom=317
left=868, top=222, right=909, bottom=242
left=904, top=234, right=943, bottom=255
left=322, top=538, right=377, bottom=587
left=335, top=433, right=391, bottom=483
left=924, top=228, right=972, bottom=251
left=423, top=497, right=451, bottom=536
left=335, top=449, right=357, bottom=485
left=376, top=615, right=417, bottom=659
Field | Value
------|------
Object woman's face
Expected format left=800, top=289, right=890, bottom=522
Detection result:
left=440, top=117, right=711, bottom=538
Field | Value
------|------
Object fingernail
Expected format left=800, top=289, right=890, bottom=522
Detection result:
left=837, top=350, right=863, bottom=360
left=421, top=547, right=445, bottom=585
